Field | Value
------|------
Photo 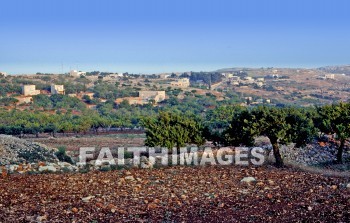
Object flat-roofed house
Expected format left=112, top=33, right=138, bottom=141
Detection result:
left=70, top=70, right=86, bottom=77
left=51, top=84, right=65, bottom=94
left=51, top=85, right=65, bottom=95
left=139, top=91, right=166, bottom=103
left=21, top=85, right=40, bottom=96
left=116, top=91, right=166, bottom=105
left=170, top=78, right=190, bottom=88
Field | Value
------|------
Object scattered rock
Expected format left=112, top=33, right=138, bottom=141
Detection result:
left=82, top=196, right=95, bottom=202
left=241, top=177, right=256, bottom=183
left=0, top=134, right=58, bottom=165
left=39, top=165, right=57, bottom=173
left=71, top=207, right=78, bottom=213
left=125, top=176, right=135, bottom=181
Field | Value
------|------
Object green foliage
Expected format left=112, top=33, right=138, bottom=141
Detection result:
left=222, top=106, right=255, bottom=147
left=315, top=102, right=350, bottom=163
left=142, top=111, right=205, bottom=150
left=0, top=97, right=19, bottom=106
left=55, top=146, right=74, bottom=164
left=223, top=106, right=316, bottom=167
left=205, top=105, right=246, bottom=146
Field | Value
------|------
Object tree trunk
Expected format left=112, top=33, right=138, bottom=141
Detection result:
left=272, top=141, right=284, bottom=168
left=336, top=140, right=344, bottom=164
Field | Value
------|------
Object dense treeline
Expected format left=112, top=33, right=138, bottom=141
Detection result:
left=142, top=103, right=350, bottom=167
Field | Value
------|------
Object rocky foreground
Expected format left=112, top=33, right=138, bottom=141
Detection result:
left=0, top=165, right=349, bottom=222
left=0, top=135, right=58, bottom=165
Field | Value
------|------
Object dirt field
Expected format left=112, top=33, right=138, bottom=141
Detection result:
left=0, top=165, right=349, bottom=222
left=31, top=134, right=146, bottom=151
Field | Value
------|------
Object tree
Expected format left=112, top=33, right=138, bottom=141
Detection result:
left=315, top=103, right=350, bottom=163
left=141, top=111, right=205, bottom=151
left=224, top=106, right=316, bottom=167
left=33, top=95, right=52, bottom=109
left=0, top=97, right=19, bottom=106
left=205, top=105, right=245, bottom=146
left=222, top=107, right=256, bottom=147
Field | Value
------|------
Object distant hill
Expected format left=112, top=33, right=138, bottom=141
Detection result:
left=317, top=65, right=350, bottom=75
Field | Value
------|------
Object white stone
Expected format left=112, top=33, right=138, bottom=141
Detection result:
left=125, top=176, right=135, bottom=181
left=240, top=177, right=257, bottom=183
left=141, top=162, right=153, bottom=169
left=82, top=196, right=95, bottom=202
left=9, top=165, right=18, bottom=172
left=38, top=165, right=57, bottom=172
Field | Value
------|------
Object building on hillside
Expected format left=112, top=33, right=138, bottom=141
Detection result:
left=139, top=90, right=166, bottom=102
left=0, top=72, right=7, bottom=77
left=70, top=70, right=86, bottom=77
left=51, top=85, right=65, bottom=95
left=170, top=78, right=190, bottom=88
left=324, top=74, right=335, bottom=79
left=116, top=91, right=166, bottom=105
left=21, top=85, right=40, bottom=96
left=222, top=73, right=234, bottom=78
left=244, top=76, right=253, bottom=81
left=159, top=74, right=170, bottom=79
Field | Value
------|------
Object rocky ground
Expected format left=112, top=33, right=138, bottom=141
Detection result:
left=0, top=135, right=58, bottom=165
left=0, top=166, right=349, bottom=222
left=1, top=135, right=350, bottom=222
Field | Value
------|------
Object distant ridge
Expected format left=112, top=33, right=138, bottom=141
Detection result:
left=317, top=65, right=350, bottom=75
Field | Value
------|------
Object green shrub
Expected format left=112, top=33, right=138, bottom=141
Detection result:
left=55, top=146, right=74, bottom=164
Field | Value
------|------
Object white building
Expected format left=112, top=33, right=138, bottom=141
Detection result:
left=70, top=70, right=86, bottom=77
left=222, top=73, right=234, bottom=78
left=21, top=85, right=40, bottom=96
left=51, top=85, right=65, bottom=95
left=255, top=82, right=264, bottom=88
left=139, top=91, right=166, bottom=102
left=171, top=78, right=190, bottom=88
left=324, top=74, right=335, bottom=79
left=0, top=72, right=7, bottom=77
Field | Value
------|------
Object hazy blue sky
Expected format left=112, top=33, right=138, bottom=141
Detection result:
left=1, top=0, right=350, bottom=74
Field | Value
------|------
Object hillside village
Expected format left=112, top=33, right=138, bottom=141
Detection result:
left=1, top=67, right=350, bottom=112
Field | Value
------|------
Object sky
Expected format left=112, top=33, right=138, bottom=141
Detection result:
left=1, top=0, right=350, bottom=74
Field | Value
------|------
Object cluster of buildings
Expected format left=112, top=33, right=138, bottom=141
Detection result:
left=229, top=76, right=265, bottom=88
left=317, top=74, right=335, bottom=80
left=21, top=85, right=65, bottom=96
left=17, top=83, right=167, bottom=107
left=14, top=84, right=66, bottom=105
